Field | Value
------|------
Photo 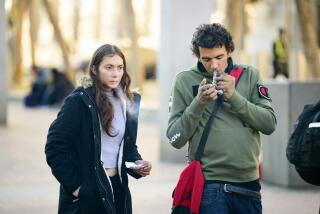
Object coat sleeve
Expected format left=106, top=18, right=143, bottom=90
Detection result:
left=125, top=134, right=142, bottom=179
left=166, top=74, right=207, bottom=149
left=228, top=67, right=277, bottom=135
left=124, top=93, right=143, bottom=179
left=45, top=95, right=82, bottom=194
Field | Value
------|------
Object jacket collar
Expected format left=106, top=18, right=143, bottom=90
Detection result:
left=84, top=86, right=96, bottom=102
left=191, top=57, right=236, bottom=78
left=77, top=86, right=128, bottom=120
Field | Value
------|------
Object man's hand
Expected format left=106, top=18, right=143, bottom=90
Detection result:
left=72, top=186, right=80, bottom=197
left=196, top=79, right=218, bottom=104
left=134, top=160, right=152, bottom=177
left=216, top=74, right=235, bottom=100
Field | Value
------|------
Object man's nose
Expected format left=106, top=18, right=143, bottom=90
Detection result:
left=210, top=61, right=218, bottom=70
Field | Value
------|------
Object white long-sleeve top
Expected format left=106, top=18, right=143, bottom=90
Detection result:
left=100, top=91, right=125, bottom=169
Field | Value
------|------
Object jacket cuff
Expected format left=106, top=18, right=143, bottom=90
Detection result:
left=127, top=168, right=142, bottom=179
left=228, top=90, right=246, bottom=111
left=185, top=98, right=207, bottom=118
left=63, top=179, right=82, bottom=195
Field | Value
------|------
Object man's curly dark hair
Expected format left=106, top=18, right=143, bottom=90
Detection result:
left=191, top=23, right=234, bottom=58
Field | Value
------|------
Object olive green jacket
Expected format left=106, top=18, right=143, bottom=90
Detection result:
left=167, top=63, right=277, bottom=182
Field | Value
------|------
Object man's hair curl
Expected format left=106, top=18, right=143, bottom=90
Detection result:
left=191, top=23, right=234, bottom=58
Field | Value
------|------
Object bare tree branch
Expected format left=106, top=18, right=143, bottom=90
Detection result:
left=13, top=0, right=26, bottom=86
left=295, top=0, right=320, bottom=78
left=42, top=0, right=73, bottom=80
left=28, top=0, right=40, bottom=66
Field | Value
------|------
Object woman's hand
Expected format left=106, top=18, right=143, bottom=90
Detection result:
left=134, top=160, right=152, bottom=177
left=72, top=186, right=80, bottom=197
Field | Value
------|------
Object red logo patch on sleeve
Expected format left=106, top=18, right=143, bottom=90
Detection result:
left=257, top=84, right=271, bottom=101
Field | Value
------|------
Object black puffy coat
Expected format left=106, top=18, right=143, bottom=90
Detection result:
left=45, top=86, right=142, bottom=214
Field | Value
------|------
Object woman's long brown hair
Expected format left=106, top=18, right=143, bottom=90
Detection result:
left=88, top=44, right=132, bottom=136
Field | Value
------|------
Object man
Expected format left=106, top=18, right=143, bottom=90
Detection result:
left=272, top=27, right=289, bottom=78
left=167, top=23, right=277, bottom=214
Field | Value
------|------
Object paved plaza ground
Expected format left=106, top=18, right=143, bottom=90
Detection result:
left=0, top=100, right=319, bottom=214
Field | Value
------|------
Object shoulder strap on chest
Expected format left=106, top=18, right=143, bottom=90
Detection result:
left=229, top=66, right=244, bottom=86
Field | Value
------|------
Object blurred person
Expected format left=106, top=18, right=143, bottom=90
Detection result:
left=43, top=68, right=74, bottom=106
left=167, top=23, right=276, bottom=214
left=45, top=44, right=152, bottom=214
left=272, top=27, right=289, bottom=79
left=24, top=65, right=49, bottom=107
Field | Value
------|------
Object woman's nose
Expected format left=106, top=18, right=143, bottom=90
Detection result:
left=111, top=69, right=121, bottom=76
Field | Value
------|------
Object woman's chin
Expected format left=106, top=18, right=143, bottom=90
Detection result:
left=102, top=85, right=118, bottom=91
left=109, top=84, right=119, bottom=89
left=110, top=84, right=121, bottom=90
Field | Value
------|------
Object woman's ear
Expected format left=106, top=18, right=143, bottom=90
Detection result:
left=92, top=66, right=97, bottom=75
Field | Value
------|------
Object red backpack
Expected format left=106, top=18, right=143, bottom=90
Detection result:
left=171, top=67, right=244, bottom=214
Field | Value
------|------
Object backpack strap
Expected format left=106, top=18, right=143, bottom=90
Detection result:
left=195, top=95, right=222, bottom=160
left=194, top=66, right=244, bottom=161
left=229, top=66, right=244, bottom=86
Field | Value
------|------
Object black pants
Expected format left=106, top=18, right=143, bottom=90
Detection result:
left=110, top=174, right=125, bottom=214
left=273, top=60, right=288, bottom=78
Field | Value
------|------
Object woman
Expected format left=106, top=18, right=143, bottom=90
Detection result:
left=45, top=44, right=152, bottom=214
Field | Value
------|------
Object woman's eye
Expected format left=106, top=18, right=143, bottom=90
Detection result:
left=105, top=66, right=113, bottom=70
left=118, top=66, right=124, bottom=70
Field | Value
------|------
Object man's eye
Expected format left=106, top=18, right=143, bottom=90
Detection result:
left=203, top=59, right=210, bottom=62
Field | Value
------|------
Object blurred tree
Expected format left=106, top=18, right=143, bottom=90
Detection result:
left=144, top=0, right=152, bottom=36
left=6, top=1, right=16, bottom=85
left=139, top=0, right=151, bottom=36
left=7, top=0, right=74, bottom=86
left=28, top=0, right=40, bottom=66
left=94, top=0, right=102, bottom=40
left=42, top=0, right=73, bottom=80
left=120, top=0, right=142, bottom=89
left=295, top=0, right=320, bottom=78
left=13, top=0, right=25, bottom=86
left=246, top=0, right=261, bottom=3
left=72, top=0, right=80, bottom=48
left=0, top=0, right=7, bottom=125
left=226, top=0, right=247, bottom=55
left=317, top=0, right=320, bottom=47
left=226, top=0, right=242, bottom=50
